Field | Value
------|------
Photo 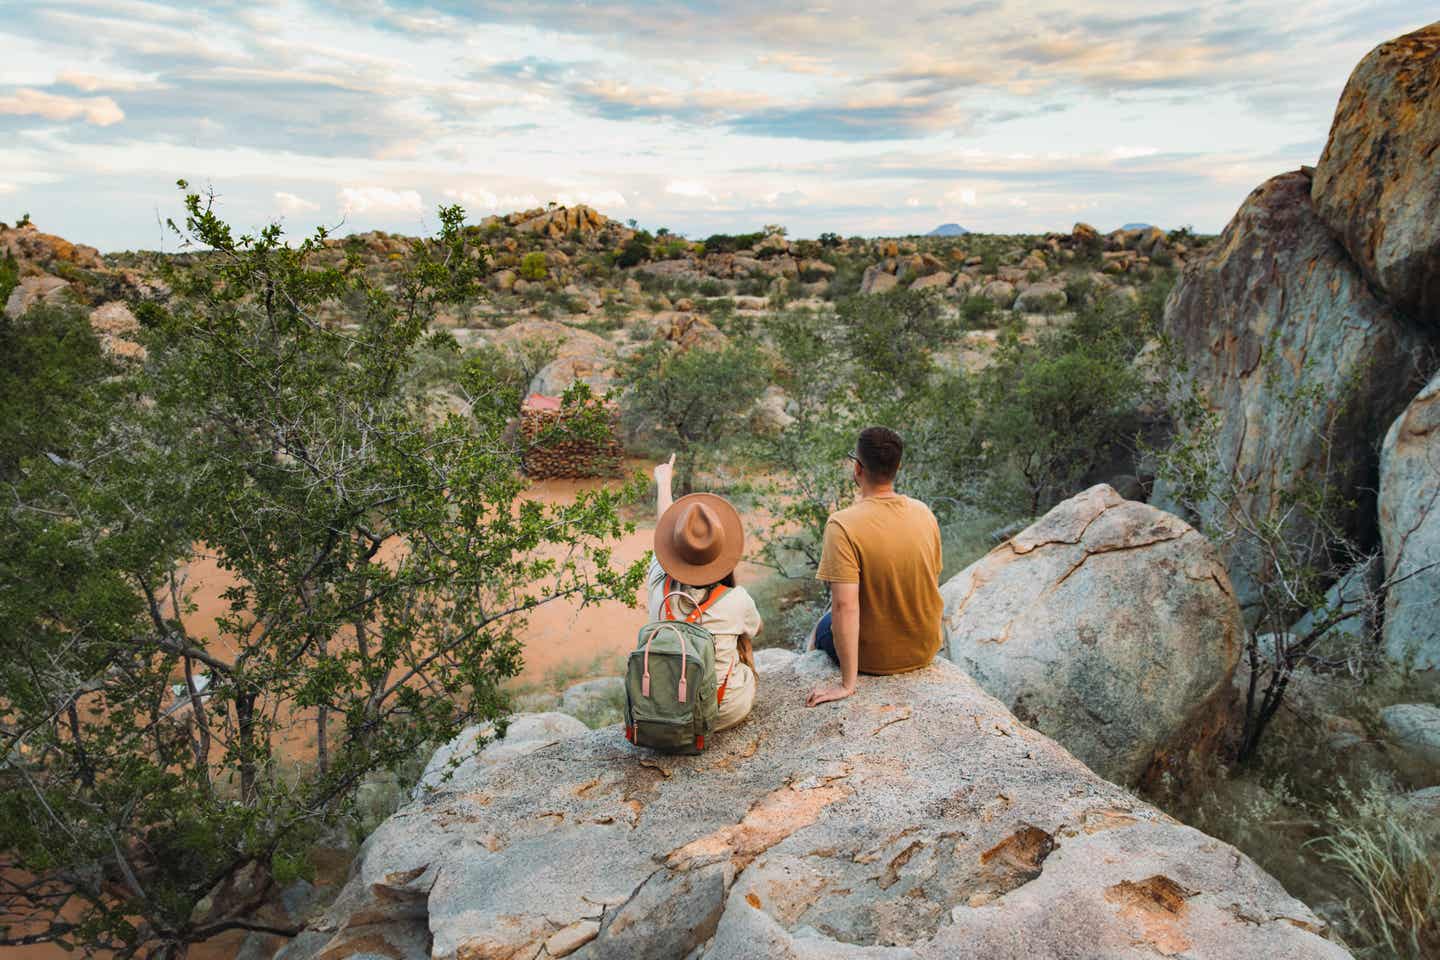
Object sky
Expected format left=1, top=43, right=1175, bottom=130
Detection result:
left=0, top=1, right=1431, bottom=251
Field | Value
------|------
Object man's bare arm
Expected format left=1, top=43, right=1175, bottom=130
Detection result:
left=807, top=582, right=859, bottom=706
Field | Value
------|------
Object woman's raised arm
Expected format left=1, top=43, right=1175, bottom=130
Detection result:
left=654, top=452, right=676, bottom=520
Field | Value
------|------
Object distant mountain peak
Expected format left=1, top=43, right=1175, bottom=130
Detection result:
left=1119, top=222, right=1154, bottom=231
left=927, top=223, right=970, bottom=236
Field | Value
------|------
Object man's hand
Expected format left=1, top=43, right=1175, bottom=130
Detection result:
left=806, top=683, right=855, bottom=707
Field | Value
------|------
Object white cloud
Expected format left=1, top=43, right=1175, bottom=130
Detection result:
left=0, top=88, right=124, bottom=126
left=554, top=189, right=627, bottom=210
left=1008, top=197, right=1029, bottom=208
left=665, top=180, right=714, bottom=201
left=1110, top=145, right=1159, bottom=159
left=904, top=196, right=921, bottom=207
left=444, top=187, right=499, bottom=209
left=945, top=187, right=978, bottom=206
left=339, top=186, right=423, bottom=215
left=274, top=191, right=319, bottom=214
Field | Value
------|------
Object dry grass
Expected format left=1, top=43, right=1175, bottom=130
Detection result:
left=1309, top=783, right=1440, bottom=959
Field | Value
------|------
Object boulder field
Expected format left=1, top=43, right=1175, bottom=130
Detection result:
left=282, top=652, right=1348, bottom=960
left=941, top=485, right=1241, bottom=788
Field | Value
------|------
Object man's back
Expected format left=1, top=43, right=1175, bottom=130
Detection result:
left=816, top=494, right=943, bottom=674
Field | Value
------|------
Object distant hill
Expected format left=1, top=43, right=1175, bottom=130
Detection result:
left=1119, top=222, right=1154, bottom=231
left=927, top=223, right=970, bottom=236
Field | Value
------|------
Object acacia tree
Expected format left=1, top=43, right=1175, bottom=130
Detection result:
left=0, top=185, right=643, bottom=956
left=618, top=339, right=768, bottom=494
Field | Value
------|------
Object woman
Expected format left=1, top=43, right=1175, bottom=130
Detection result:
left=647, top=454, right=761, bottom=731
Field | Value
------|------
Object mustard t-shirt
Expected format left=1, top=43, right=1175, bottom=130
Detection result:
left=815, top=494, right=943, bottom=675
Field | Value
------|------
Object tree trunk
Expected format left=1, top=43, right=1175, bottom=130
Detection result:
left=235, top=692, right=258, bottom=804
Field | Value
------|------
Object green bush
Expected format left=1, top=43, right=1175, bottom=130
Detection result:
left=0, top=250, right=18, bottom=305
left=616, top=235, right=651, bottom=268
left=519, top=250, right=548, bottom=280
left=702, top=232, right=765, bottom=254
left=961, top=294, right=997, bottom=329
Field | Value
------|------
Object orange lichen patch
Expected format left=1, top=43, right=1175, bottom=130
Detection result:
left=975, top=825, right=1056, bottom=900
left=879, top=840, right=924, bottom=890
left=1074, top=808, right=1140, bottom=835
left=710, top=734, right=763, bottom=771
left=1105, top=875, right=1197, bottom=956
left=316, top=930, right=411, bottom=960
left=666, top=778, right=853, bottom=872
left=979, top=826, right=1054, bottom=875
left=761, top=874, right=831, bottom=925
left=745, top=892, right=762, bottom=909
left=454, top=914, right=553, bottom=960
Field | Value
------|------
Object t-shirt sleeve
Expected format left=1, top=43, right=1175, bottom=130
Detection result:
left=816, top=518, right=860, bottom=583
left=645, top=555, right=667, bottom=619
left=741, top=593, right=763, bottom=638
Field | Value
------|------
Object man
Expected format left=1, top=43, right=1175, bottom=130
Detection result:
left=805, top=426, right=944, bottom=707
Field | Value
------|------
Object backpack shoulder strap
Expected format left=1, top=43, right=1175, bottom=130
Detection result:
left=689, top=583, right=729, bottom=623
left=664, top=580, right=730, bottom=624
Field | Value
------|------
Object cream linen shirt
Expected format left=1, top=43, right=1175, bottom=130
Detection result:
left=646, top=558, right=761, bottom=731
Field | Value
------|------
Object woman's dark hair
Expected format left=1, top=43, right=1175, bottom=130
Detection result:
left=855, top=426, right=903, bottom=482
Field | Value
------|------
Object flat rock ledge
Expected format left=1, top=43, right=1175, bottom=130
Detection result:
left=284, top=654, right=1349, bottom=960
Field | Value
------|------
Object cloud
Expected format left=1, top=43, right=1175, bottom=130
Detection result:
left=275, top=191, right=320, bottom=214
left=727, top=100, right=965, bottom=141
left=665, top=180, right=714, bottom=201
left=339, top=187, right=423, bottom=215
left=555, top=189, right=627, bottom=209
left=0, top=88, right=124, bottom=126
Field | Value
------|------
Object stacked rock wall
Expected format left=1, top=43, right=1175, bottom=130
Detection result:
left=520, top=394, right=623, bottom=479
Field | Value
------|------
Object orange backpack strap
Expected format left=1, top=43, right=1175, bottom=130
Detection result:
left=716, top=659, right=736, bottom=704
left=664, top=580, right=730, bottom=624
left=687, top=583, right=729, bottom=623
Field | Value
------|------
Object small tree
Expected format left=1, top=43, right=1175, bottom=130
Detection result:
left=1150, top=339, right=1437, bottom=763
left=519, top=251, right=548, bottom=281
left=618, top=340, right=768, bottom=494
left=0, top=185, right=644, bottom=957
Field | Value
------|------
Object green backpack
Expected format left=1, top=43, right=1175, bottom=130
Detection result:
left=625, top=582, right=733, bottom=754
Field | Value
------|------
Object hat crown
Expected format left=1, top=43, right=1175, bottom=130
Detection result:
left=673, top=502, right=722, bottom=565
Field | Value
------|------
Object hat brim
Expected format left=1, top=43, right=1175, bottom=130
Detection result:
left=654, top=493, right=746, bottom=586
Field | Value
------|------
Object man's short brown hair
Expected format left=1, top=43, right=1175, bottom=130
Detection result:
left=855, top=426, right=903, bottom=482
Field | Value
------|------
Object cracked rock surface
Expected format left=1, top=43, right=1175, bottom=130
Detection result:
left=1152, top=170, right=1426, bottom=617
left=942, top=485, right=1242, bottom=787
left=283, top=648, right=1348, bottom=959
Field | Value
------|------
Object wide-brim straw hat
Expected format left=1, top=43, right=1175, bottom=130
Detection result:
left=654, top=493, right=745, bottom=586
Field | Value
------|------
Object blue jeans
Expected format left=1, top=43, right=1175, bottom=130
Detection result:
left=812, top=611, right=838, bottom=663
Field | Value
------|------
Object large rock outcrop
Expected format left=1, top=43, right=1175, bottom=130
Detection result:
left=1379, top=369, right=1440, bottom=668
left=1154, top=170, right=1425, bottom=614
left=1311, top=22, right=1440, bottom=324
left=283, top=652, right=1347, bottom=960
left=942, top=485, right=1242, bottom=787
